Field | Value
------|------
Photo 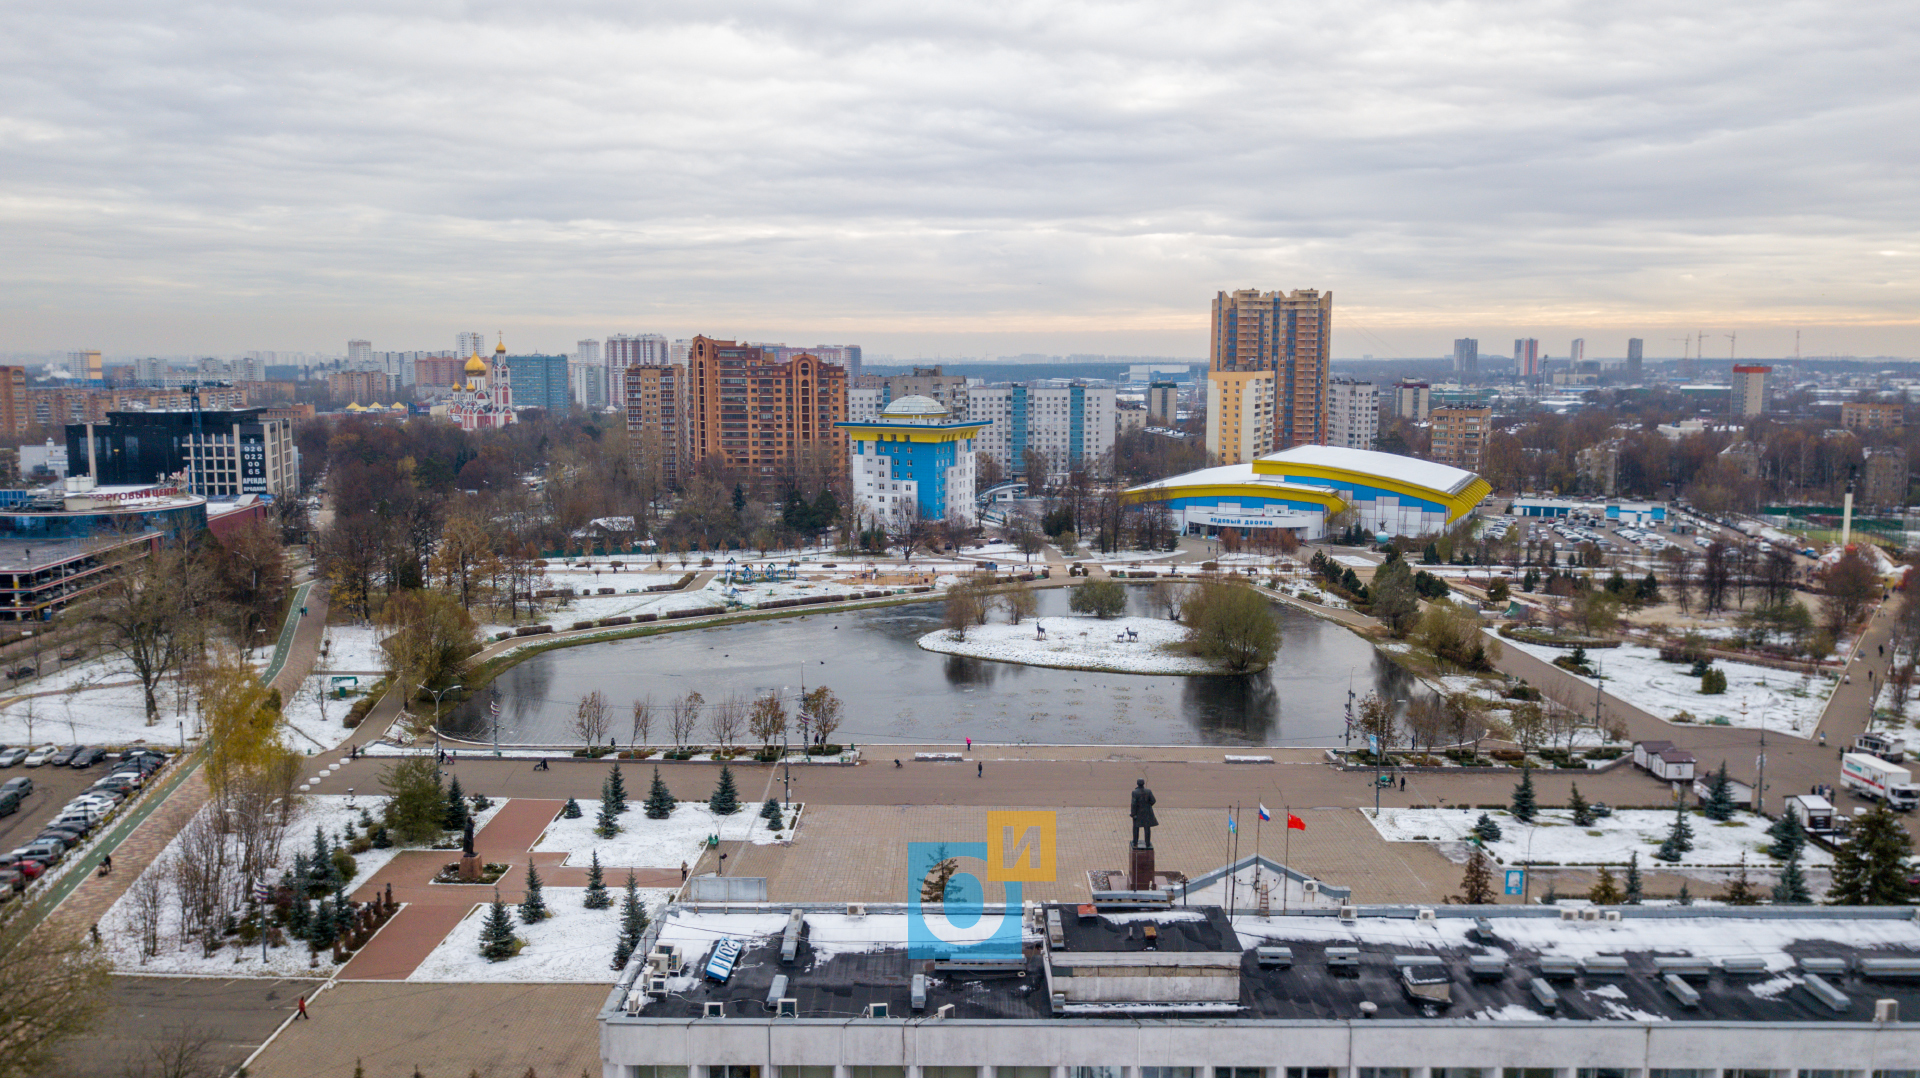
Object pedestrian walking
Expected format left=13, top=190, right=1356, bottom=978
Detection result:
left=977, top=762, right=983, bottom=778
left=89, top=923, right=99, bottom=945
left=296, top=996, right=310, bottom=1020
left=680, top=861, right=688, bottom=882
left=965, top=737, right=972, bottom=751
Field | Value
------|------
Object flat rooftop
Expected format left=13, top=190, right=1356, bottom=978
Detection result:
left=623, top=905, right=1920, bottom=1026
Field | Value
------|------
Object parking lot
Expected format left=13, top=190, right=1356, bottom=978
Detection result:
left=0, top=755, right=121, bottom=854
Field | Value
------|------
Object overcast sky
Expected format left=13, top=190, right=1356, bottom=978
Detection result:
left=3, top=0, right=1916, bottom=360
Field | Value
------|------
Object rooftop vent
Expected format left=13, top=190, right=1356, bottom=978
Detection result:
left=1801, top=957, right=1850, bottom=977
left=765, top=975, right=790, bottom=1010
left=935, top=1003, right=955, bottom=1019
left=1803, top=975, right=1851, bottom=1014
left=1046, top=909, right=1065, bottom=949
left=1469, top=917, right=1498, bottom=945
left=1358, top=1001, right=1378, bottom=1018
left=1327, top=947, right=1360, bottom=972
left=1467, top=955, right=1507, bottom=981
left=1583, top=956, right=1629, bottom=977
left=1876, top=999, right=1900, bottom=1023
left=863, top=1003, right=890, bottom=1019
left=1653, top=957, right=1712, bottom=979
left=776, top=998, right=798, bottom=1018
left=703, top=1002, right=725, bottom=1018
left=1859, top=958, right=1920, bottom=980
left=1663, top=973, right=1701, bottom=1009
left=911, top=973, right=928, bottom=1012
left=781, top=910, right=806, bottom=965
left=1416, top=908, right=1436, bottom=923
left=1529, top=977, right=1559, bottom=1013
left=1256, top=946, right=1294, bottom=969
left=1339, top=904, right=1358, bottom=924
left=1538, top=957, right=1580, bottom=980
left=1721, top=956, right=1768, bottom=976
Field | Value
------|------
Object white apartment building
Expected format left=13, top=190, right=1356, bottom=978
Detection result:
left=847, top=387, right=884, bottom=422
left=606, top=333, right=670, bottom=404
left=456, top=331, right=487, bottom=359
left=347, top=340, right=372, bottom=368
left=1327, top=377, right=1379, bottom=450
left=570, top=361, right=609, bottom=409
left=967, top=384, right=1116, bottom=480
left=1205, top=369, right=1275, bottom=465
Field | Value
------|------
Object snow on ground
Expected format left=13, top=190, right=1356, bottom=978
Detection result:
left=408, top=885, right=676, bottom=983
left=318, top=625, right=388, bottom=673
left=3, top=654, right=139, bottom=697
left=0, top=680, right=199, bottom=747
left=1181, top=865, right=1342, bottom=911
left=531, top=799, right=795, bottom=868
left=1504, top=637, right=1836, bottom=738
left=1364, top=807, right=1830, bottom=868
left=97, top=795, right=425, bottom=976
left=916, top=616, right=1219, bottom=675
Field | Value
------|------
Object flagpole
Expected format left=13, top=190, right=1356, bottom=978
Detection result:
left=1283, top=803, right=1291, bottom=913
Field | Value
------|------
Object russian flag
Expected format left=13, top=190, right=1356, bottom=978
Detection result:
left=1258, top=804, right=1272, bottom=822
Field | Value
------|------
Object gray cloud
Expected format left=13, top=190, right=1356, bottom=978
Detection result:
left=2, top=0, right=1916, bottom=357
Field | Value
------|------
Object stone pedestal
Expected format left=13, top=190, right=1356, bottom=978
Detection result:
left=1128, top=844, right=1156, bottom=891
left=459, top=852, right=484, bottom=882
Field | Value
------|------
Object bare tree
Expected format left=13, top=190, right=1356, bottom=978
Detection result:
left=0, top=908, right=111, bottom=1076
left=128, top=870, right=166, bottom=963
left=1405, top=694, right=1451, bottom=757
left=630, top=696, right=654, bottom=748
left=119, top=1023, right=220, bottom=1078
left=668, top=691, right=702, bottom=748
left=572, top=690, right=610, bottom=746
left=84, top=547, right=208, bottom=725
left=709, top=693, right=746, bottom=750
left=1001, top=588, right=1037, bottom=624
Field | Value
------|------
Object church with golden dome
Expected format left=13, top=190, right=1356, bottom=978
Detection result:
left=444, top=338, right=516, bottom=431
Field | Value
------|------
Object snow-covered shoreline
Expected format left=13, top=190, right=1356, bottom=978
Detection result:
left=1364, top=806, right=1830, bottom=868
left=1504, top=637, right=1836, bottom=738
left=917, top=616, right=1224, bottom=675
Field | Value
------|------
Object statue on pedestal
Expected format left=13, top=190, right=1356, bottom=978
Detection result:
left=462, top=817, right=475, bottom=857
left=1130, top=778, right=1157, bottom=849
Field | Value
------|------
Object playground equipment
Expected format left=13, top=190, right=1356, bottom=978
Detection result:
left=723, top=562, right=798, bottom=585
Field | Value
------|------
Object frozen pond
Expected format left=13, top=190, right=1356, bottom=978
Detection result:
left=442, top=588, right=1411, bottom=747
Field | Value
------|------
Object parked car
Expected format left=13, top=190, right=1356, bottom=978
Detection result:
left=90, top=775, right=136, bottom=794
left=0, top=777, right=32, bottom=798
left=37, top=827, right=85, bottom=847
left=0, top=868, right=25, bottom=892
left=68, top=747, right=106, bottom=769
left=2, top=858, right=46, bottom=880
left=4, top=666, right=33, bottom=681
left=21, top=745, right=57, bottom=768
left=14, top=840, right=67, bottom=862
left=57, top=646, right=82, bottom=662
left=0, top=792, right=19, bottom=818
left=0, top=747, right=26, bottom=768
left=45, top=746, right=82, bottom=767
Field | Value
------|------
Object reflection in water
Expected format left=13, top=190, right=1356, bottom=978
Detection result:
left=442, top=586, right=1402, bottom=747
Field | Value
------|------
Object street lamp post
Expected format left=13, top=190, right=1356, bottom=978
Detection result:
left=421, top=683, right=463, bottom=757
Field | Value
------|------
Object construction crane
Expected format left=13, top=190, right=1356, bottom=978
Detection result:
left=1726, top=332, right=1737, bottom=361
left=1671, top=335, right=1692, bottom=372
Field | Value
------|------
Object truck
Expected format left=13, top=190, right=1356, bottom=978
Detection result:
left=1840, top=753, right=1920, bottom=811
left=1854, top=732, right=1907, bottom=764
left=1783, top=793, right=1841, bottom=837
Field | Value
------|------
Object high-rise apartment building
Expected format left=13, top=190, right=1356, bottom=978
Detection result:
left=0, top=367, right=27, bottom=436
left=1147, top=382, right=1179, bottom=427
left=456, top=332, right=487, bottom=360
left=500, top=353, right=570, bottom=414
left=967, top=384, right=1116, bottom=480
left=624, top=361, right=687, bottom=491
left=881, top=367, right=968, bottom=415
left=1209, top=288, right=1330, bottom=449
left=1327, top=378, right=1378, bottom=450
left=607, top=333, right=670, bottom=404
left=569, top=362, right=607, bottom=409
left=1205, top=370, right=1275, bottom=465
left=1842, top=400, right=1904, bottom=432
left=1514, top=338, right=1541, bottom=379
left=347, top=340, right=372, bottom=368
left=1626, top=338, right=1644, bottom=380
left=1569, top=338, right=1586, bottom=366
left=846, top=387, right=883, bottom=422
left=1430, top=406, right=1491, bottom=472
left=1732, top=364, right=1771, bottom=418
left=66, top=351, right=103, bottom=383
left=1452, top=338, right=1479, bottom=376
left=685, top=336, right=848, bottom=488
left=328, top=370, right=391, bottom=404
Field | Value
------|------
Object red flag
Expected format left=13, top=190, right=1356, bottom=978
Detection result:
left=1287, top=813, right=1306, bottom=831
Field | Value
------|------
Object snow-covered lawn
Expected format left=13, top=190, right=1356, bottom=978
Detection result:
left=1364, top=806, right=1830, bottom=868
left=917, top=616, right=1218, bottom=675
left=1505, top=638, right=1836, bottom=738
left=0, top=680, right=199, bottom=748
left=531, top=800, right=796, bottom=868
left=97, top=795, right=421, bottom=976
left=408, top=885, right=675, bottom=983
left=318, top=625, right=388, bottom=673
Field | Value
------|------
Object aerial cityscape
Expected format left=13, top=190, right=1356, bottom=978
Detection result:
left=2, top=2, right=1920, bottom=1077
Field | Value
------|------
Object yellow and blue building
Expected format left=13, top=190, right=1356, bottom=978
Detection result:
left=1123, top=444, right=1490, bottom=540
left=837, top=396, right=990, bottom=526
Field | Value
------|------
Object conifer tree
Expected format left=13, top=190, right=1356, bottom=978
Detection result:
left=561, top=797, right=582, bottom=820
left=645, top=766, right=675, bottom=819
left=1676, top=881, right=1693, bottom=906
left=1472, top=813, right=1503, bottom=843
left=596, top=775, right=623, bottom=838
left=1623, top=851, right=1644, bottom=905
left=1702, top=761, right=1736, bottom=821
left=1773, top=845, right=1812, bottom=904
left=445, top=775, right=470, bottom=831
left=286, top=895, right=311, bottom=940
left=607, top=763, right=629, bottom=814
left=308, top=895, right=338, bottom=951
left=1457, top=846, right=1495, bottom=904
left=1588, top=865, right=1622, bottom=905
left=583, top=850, right=611, bottom=910
left=1829, top=802, right=1916, bottom=905
left=760, top=796, right=781, bottom=821
left=1766, top=809, right=1806, bottom=861
left=520, top=860, right=549, bottom=924
left=1655, top=798, right=1694, bottom=862
left=481, top=888, right=518, bottom=961
left=1510, top=767, right=1536, bottom=823
left=371, top=826, right=392, bottom=849
left=613, top=870, right=650, bottom=970
left=1568, top=783, right=1593, bottom=826
left=710, top=765, right=741, bottom=816
left=1719, top=853, right=1762, bottom=905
